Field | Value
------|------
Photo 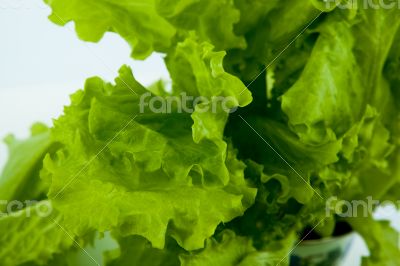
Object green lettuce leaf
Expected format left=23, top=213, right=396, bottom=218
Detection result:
left=4, top=1, right=400, bottom=265
left=105, top=235, right=181, bottom=266
left=225, top=0, right=324, bottom=81
left=227, top=114, right=340, bottom=204
left=165, top=35, right=252, bottom=107
left=233, top=0, right=279, bottom=35
left=385, top=28, right=400, bottom=111
left=282, top=6, right=400, bottom=145
left=180, top=230, right=294, bottom=266
left=44, top=0, right=176, bottom=59
left=156, top=0, right=246, bottom=51
left=43, top=65, right=256, bottom=251
left=165, top=36, right=252, bottom=144
left=44, top=0, right=246, bottom=59
left=105, top=229, right=294, bottom=266
left=281, top=16, right=363, bottom=145
left=347, top=217, right=400, bottom=266
left=0, top=201, right=74, bottom=266
left=0, top=124, right=54, bottom=211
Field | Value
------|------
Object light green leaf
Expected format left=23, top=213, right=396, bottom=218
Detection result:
left=0, top=124, right=53, bottom=210
left=0, top=201, right=73, bottom=266
left=105, top=235, right=181, bottom=266
left=347, top=217, right=400, bottom=266
left=180, top=230, right=294, bottom=266
left=44, top=0, right=176, bottom=59
left=166, top=35, right=252, bottom=107
left=43, top=65, right=256, bottom=251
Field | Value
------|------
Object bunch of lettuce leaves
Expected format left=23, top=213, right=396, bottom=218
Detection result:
left=1, top=0, right=400, bottom=265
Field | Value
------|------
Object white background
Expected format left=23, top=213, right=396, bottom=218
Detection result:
left=0, top=1, right=397, bottom=265
left=0, top=0, right=169, bottom=170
